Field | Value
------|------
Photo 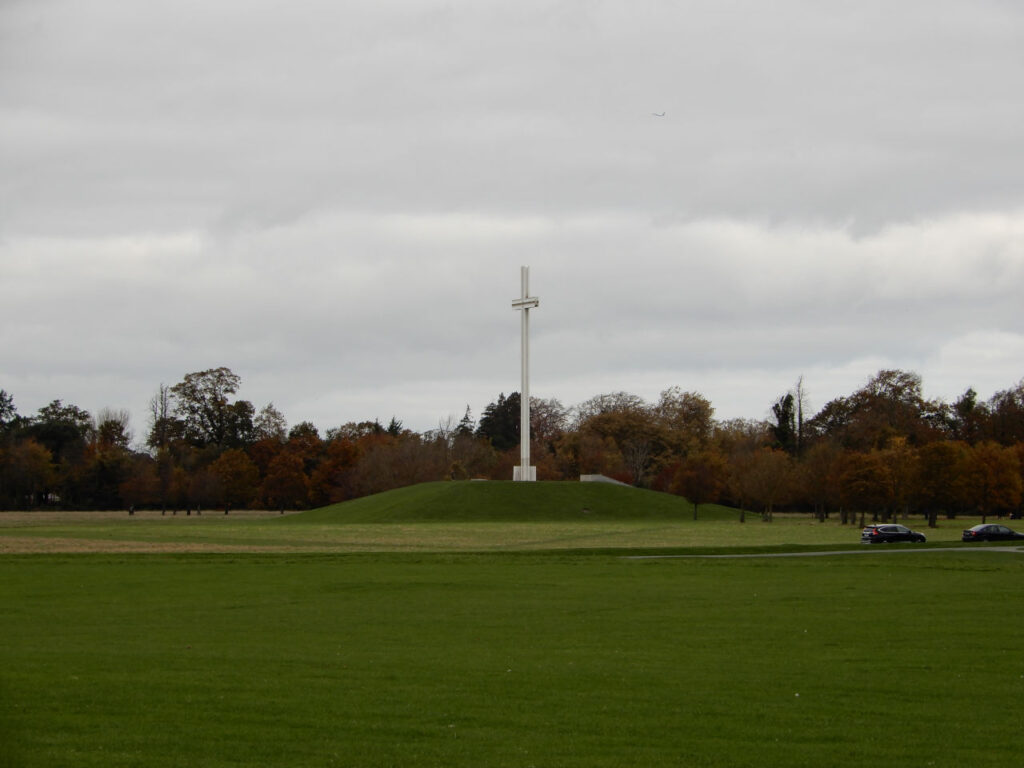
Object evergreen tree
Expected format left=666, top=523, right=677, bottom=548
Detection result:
left=476, top=393, right=520, bottom=452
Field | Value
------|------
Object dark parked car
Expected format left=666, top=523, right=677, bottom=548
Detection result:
left=961, top=524, right=1024, bottom=542
left=861, top=524, right=927, bottom=543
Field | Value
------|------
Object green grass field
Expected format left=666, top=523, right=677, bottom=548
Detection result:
left=2, top=482, right=1023, bottom=766
left=0, top=481, right=998, bottom=553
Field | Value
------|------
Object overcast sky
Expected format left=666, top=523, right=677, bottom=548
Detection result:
left=3, top=0, right=1023, bottom=441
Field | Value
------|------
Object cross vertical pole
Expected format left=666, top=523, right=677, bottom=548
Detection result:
left=520, top=266, right=530, bottom=479
left=511, top=265, right=539, bottom=481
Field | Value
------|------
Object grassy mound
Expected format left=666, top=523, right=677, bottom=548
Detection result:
left=284, top=480, right=737, bottom=524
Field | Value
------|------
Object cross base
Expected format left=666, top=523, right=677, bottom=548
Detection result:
left=513, top=466, right=536, bottom=482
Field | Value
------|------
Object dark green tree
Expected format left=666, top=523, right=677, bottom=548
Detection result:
left=770, top=392, right=798, bottom=454
left=949, top=388, right=987, bottom=444
left=224, top=399, right=256, bottom=448
left=0, top=389, right=17, bottom=432
left=456, top=406, right=475, bottom=437
left=23, top=400, right=92, bottom=466
left=169, top=367, right=242, bottom=447
left=476, top=392, right=521, bottom=452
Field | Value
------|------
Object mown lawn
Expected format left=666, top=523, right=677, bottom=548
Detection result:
left=2, top=549, right=1023, bottom=767
left=0, top=515, right=985, bottom=552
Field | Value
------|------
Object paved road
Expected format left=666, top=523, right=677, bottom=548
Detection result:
left=625, top=546, right=1024, bottom=559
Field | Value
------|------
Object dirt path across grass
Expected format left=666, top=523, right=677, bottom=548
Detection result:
left=625, top=546, right=1024, bottom=559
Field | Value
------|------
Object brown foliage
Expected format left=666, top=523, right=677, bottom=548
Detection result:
left=731, top=448, right=794, bottom=521
left=962, top=441, right=1022, bottom=521
left=209, top=449, right=260, bottom=512
left=671, top=449, right=728, bottom=519
left=0, top=439, right=55, bottom=508
left=262, top=452, right=311, bottom=511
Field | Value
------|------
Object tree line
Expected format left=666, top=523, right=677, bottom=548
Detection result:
left=1, top=367, right=1023, bottom=523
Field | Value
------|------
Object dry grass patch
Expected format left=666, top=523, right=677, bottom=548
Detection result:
left=0, top=536, right=293, bottom=554
left=0, top=509, right=298, bottom=526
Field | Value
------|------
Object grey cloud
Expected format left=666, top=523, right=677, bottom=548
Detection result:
left=3, top=1, right=1024, bottom=435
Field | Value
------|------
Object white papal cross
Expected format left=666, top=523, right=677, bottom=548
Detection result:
left=512, top=266, right=539, bottom=481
